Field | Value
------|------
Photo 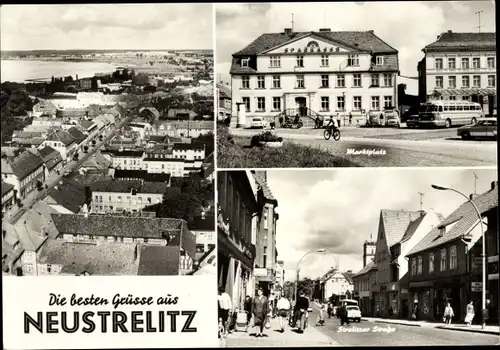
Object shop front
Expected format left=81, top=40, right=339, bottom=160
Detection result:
left=487, top=257, right=499, bottom=323
left=433, top=276, right=468, bottom=322
left=408, top=281, right=433, bottom=321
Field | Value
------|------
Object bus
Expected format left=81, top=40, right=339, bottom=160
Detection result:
left=418, top=100, right=484, bottom=128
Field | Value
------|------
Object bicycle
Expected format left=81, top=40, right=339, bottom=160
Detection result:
left=323, top=125, right=341, bottom=141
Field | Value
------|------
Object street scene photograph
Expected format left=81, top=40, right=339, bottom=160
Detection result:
left=1, top=4, right=215, bottom=276
left=217, top=168, right=499, bottom=346
left=215, top=1, right=497, bottom=168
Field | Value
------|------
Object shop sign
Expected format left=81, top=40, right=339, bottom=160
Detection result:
left=471, top=282, right=482, bottom=292
left=254, top=268, right=268, bottom=277
left=471, top=257, right=483, bottom=271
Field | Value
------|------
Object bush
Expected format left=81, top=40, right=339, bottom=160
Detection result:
left=251, top=131, right=283, bottom=144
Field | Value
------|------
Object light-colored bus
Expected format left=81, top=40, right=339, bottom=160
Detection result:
left=418, top=100, right=484, bottom=128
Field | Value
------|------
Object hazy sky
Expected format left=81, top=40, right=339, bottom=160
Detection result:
left=266, top=168, right=497, bottom=281
left=216, top=1, right=496, bottom=82
left=0, top=4, right=213, bottom=51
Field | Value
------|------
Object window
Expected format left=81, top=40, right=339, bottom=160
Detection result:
left=353, top=96, right=362, bottom=110
left=448, top=76, right=456, bottom=88
left=384, top=96, right=393, bottom=108
left=257, top=97, right=265, bottom=112
left=436, top=76, right=443, bottom=88
left=321, top=55, right=329, bottom=66
left=487, top=57, right=495, bottom=69
left=272, top=97, right=281, bottom=111
left=263, top=246, right=267, bottom=267
left=461, top=57, right=469, bottom=69
left=296, top=75, right=305, bottom=88
left=448, top=57, right=456, bottom=69
left=371, top=74, right=379, bottom=87
left=450, top=245, right=457, bottom=270
left=417, top=256, right=423, bottom=275
left=435, top=58, right=443, bottom=69
left=462, top=76, right=470, bottom=88
left=321, top=75, right=329, bottom=88
left=257, top=76, right=265, bottom=89
left=270, top=56, right=280, bottom=68
left=263, top=213, right=268, bottom=229
left=353, top=74, right=362, bottom=87
left=440, top=248, right=447, bottom=271
left=429, top=253, right=434, bottom=273
left=241, top=58, right=249, bottom=67
left=47, top=264, right=52, bottom=273
left=296, top=55, right=304, bottom=67
left=272, top=75, right=281, bottom=88
left=241, top=76, right=250, bottom=89
left=376, top=56, right=386, bottom=65
left=473, top=75, right=481, bottom=88
left=118, top=196, right=122, bottom=202
left=337, top=96, right=345, bottom=111
left=337, top=75, right=345, bottom=87
left=488, top=75, right=496, bottom=87
left=321, top=97, right=330, bottom=111
left=472, top=57, right=480, bottom=69
left=240, top=97, right=250, bottom=112
left=371, top=96, right=380, bottom=110
left=411, top=258, right=417, bottom=275
left=383, top=74, right=392, bottom=87
left=347, top=54, right=359, bottom=66
left=462, top=95, right=470, bottom=101
left=449, top=96, right=456, bottom=100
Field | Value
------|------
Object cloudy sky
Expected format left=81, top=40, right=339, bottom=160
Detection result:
left=216, top=1, right=495, bottom=82
left=0, top=4, right=213, bottom=50
left=266, top=168, right=497, bottom=281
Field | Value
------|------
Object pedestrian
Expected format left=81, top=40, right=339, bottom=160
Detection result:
left=465, top=301, right=475, bottom=327
left=218, top=317, right=227, bottom=347
left=443, top=302, right=454, bottom=325
left=295, top=290, right=309, bottom=334
left=218, top=286, right=232, bottom=336
left=336, top=113, right=341, bottom=128
left=244, top=295, right=252, bottom=331
left=349, top=112, right=353, bottom=126
left=252, top=288, right=269, bottom=337
left=276, top=293, right=290, bottom=333
left=316, top=301, right=325, bottom=326
left=327, top=301, right=333, bottom=318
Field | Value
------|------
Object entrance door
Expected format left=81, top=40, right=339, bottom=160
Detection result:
left=402, top=299, right=409, bottom=319
left=295, top=97, right=307, bottom=116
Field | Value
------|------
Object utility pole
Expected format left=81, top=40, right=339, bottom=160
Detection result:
left=291, top=13, right=294, bottom=32
left=474, top=10, right=484, bottom=33
left=473, top=172, right=478, bottom=194
left=418, top=192, right=424, bottom=211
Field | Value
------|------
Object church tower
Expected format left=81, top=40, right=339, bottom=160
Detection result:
left=363, top=233, right=376, bottom=267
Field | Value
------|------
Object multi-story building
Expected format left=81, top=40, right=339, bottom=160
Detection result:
left=317, top=268, right=354, bottom=302
left=191, top=213, right=216, bottom=262
left=32, top=146, right=64, bottom=179
left=217, top=84, right=232, bottom=121
left=39, top=129, right=78, bottom=161
left=230, top=28, right=399, bottom=127
left=252, top=171, right=279, bottom=297
left=353, top=262, right=378, bottom=316
left=51, top=212, right=196, bottom=275
left=11, top=131, right=46, bottom=148
left=417, top=31, right=496, bottom=116
left=2, top=182, right=15, bottom=213
left=1, top=150, right=45, bottom=199
left=153, top=121, right=214, bottom=138
left=407, top=182, right=498, bottom=323
left=275, top=260, right=285, bottom=291
left=363, top=234, right=376, bottom=267
left=218, top=170, right=260, bottom=311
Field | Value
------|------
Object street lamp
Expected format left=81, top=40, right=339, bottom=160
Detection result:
left=431, top=184, right=486, bottom=330
left=294, top=249, right=327, bottom=303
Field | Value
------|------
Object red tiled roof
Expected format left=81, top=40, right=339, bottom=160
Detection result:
left=380, top=209, right=424, bottom=248
left=424, top=32, right=496, bottom=52
left=408, top=186, right=498, bottom=256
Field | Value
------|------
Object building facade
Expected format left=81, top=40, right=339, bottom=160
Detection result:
left=191, top=214, right=216, bottom=262
left=353, top=262, right=378, bottom=316
left=230, top=28, right=399, bottom=126
left=275, top=260, right=285, bottom=291
left=2, top=182, right=15, bottom=213
left=417, top=31, right=496, bottom=116
left=1, top=150, right=45, bottom=199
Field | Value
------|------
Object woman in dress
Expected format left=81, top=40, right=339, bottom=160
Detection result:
left=465, top=301, right=475, bottom=327
left=443, top=302, right=454, bottom=325
left=252, top=288, right=269, bottom=337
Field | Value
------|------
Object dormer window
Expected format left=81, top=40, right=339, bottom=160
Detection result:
left=376, top=56, right=387, bottom=66
left=438, top=226, right=445, bottom=237
left=241, top=58, right=250, bottom=67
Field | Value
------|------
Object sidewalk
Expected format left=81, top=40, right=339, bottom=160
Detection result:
left=222, top=314, right=338, bottom=347
left=361, top=317, right=499, bottom=335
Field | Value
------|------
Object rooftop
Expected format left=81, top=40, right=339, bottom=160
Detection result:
left=380, top=209, right=424, bottom=247
left=253, top=171, right=278, bottom=205
left=45, top=180, right=87, bottom=214
left=424, top=31, right=496, bottom=52
left=36, top=146, right=63, bottom=171
left=67, top=127, right=87, bottom=144
left=2, top=181, right=15, bottom=196
left=45, top=129, right=76, bottom=147
left=137, top=245, right=180, bottom=275
left=353, top=261, right=378, bottom=278
left=0, top=150, right=44, bottom=180
left=90, top=179, right=169, bottom=194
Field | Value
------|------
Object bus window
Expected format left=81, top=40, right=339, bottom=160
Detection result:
left=438, top=106, right=443, bottom=112
left=476, top=106, right=481, bottom=110
left=450, top=106, right=456, bottom=111
left=464, top=105, right=470, bottom=111
left=457, top=106, right=463, bottom=111
left=444, top=106, right=449, bottom=111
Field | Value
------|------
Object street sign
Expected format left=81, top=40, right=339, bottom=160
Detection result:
left=471, top=282, right=482, bottom=292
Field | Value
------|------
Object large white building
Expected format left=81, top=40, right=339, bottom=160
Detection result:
left=230, top=28, right=399, bottom=126
left=418, top=31, right=496, bottom=115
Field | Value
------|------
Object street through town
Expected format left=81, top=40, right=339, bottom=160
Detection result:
left=308, top=305, right=500, bottom=346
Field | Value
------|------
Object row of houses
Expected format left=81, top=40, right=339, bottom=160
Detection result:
left=352, top=182, right=499, bottom=324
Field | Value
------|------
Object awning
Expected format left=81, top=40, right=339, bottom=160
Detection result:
left=431, top=88, right=496, bottom=97
left=409, top=281, right=434, bottom=289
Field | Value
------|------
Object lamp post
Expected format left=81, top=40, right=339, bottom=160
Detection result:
left=431, top=184, right=486, bottom=329
left=294, top=249, right=326, bottom=303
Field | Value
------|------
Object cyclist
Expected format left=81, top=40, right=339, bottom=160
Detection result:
left=326, top=116, right=337, bottom=132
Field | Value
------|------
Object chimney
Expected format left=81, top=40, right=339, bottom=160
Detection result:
left=134, top=244, right=139, bottom=261
left=284, top=28, right=292, bottom=35
left=319, top=28, right=331, bottom=32
left=491, top=181, right=497, bottom=190
left=447, top=30, right=452, bottom=34
left=201, top=211, right=206, bottom=219
left=76, top=74, right=79, bottom=81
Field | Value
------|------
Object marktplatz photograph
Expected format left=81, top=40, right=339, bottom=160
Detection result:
left=1, top=4, right=215, bottom=277
left=216, top=168, right=499, bottom=347
left=215, top=1, right=496, bottom=168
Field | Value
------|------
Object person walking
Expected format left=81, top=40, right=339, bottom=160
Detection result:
left=443, top=302, right=454, bottom=325
left=316, top=300, right=325, bottom=326
left=295, top=291, right=310, bottom=334
left=349, top=112, right=353, bottom=126
left=336, top=113, right=341, bottom=128
left=244, top=295, right=252, bottom=331
left=276, top=293, right=290, bottom=333
left=252, top=288, right=269, bottom=337
left=218, top=287, right=232, bottom=335
left=465, top=301, right=475, bottom=327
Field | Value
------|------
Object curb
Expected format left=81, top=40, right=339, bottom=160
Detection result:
left=435, top=326, right=500, bottom=336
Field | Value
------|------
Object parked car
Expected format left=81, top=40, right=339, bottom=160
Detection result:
left=384, top=108, right=401, bottom=128
left=457, top=118, right=497, bottom=140
left=250, top=117, right=265, bottom=128
left=338, top=305, right=362, bottom=325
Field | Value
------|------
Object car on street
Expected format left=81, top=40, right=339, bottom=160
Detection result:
left=250, top=117, right=266, bottom=128
left=338, top=305, right=362, bottom=325
left=383, top=108, right=401, bottom=128
left=457, top=117, right=497, bottom=140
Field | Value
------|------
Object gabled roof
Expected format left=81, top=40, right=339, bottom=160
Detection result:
left=399, top=213, right=427, bottom=243
left=3, top=222, right=47, bottom=252
left=0, top=150, right=44, bottom=179
left=252, top=171, right=277, bottom=204
left=80, top=119, right=97, bottom=131
left=137, top=245, right=180, bottom=275
left=408, top=186, right=498, bottom=256
left=45, top=129, right=76, bottom=147
left=217, top=84, right=231, bottom=99
left=424, top=32, right=496, bottom=53
left=67, top=127, right=86, bottom=144
left=2, top=181, right=14, bottom=196
left=37, top=146, right=63, bottom=171
left=18, top=201, right=60, bottom=239
left=342, top=272, right=354, bottom=284
left=353, top=262, right=378, bottom=278
left=80, top=152, right=111, bottom=170
left=45, top=179, right=87, bottom=214
left=380, top=209, right=424, bottom=248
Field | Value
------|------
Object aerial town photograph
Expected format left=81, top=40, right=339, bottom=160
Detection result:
left=1, top=4, right=215, bottom=277
left=215, top=1, right=497, bottom=168
left=217, top=168, right=499, bottom=347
